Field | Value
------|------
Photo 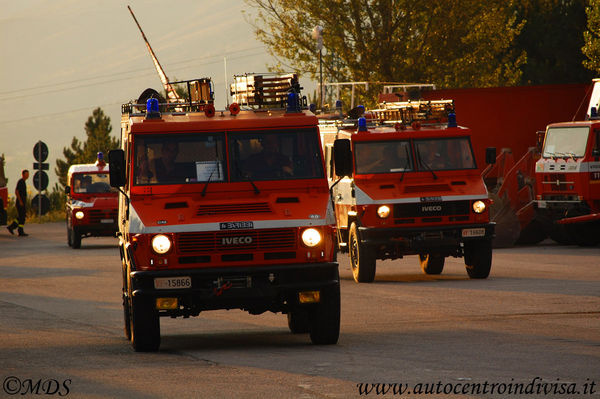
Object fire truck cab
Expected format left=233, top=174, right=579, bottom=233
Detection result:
left=65, top=153, right=118, bottom=248
left=109, top=75, right=339, bottom=351
left=534, top=82, right=600, bottom=246
left=322, top=100, right=496, bottom=282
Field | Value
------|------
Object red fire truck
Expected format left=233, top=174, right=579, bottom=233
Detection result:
left=108, top=75, right=339, bottom=351
left=65, top=153, right=118, bottom=248
left=534, top=79, right=600, bottom=246
left=321, top=100, right=496, bottom=283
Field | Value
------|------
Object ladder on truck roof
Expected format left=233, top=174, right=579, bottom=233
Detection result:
left=370, top=99, right=454, bottom=125
left=230, top=73, right=303, bottom=109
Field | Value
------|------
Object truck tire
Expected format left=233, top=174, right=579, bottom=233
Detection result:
left=67, top=224, right=73, bottom=247
left=572, top=223, right=600, bottom=246
left=287, top=308, right=310, bottom=334
left=419, top=254, right=445, bottom=275
left=464, top=239, right=492, bottom=279
left=349, top=222, right=376, bottom=283
left=309, top=275, right=340, bottom=345
left=71, top=227, right=81, bottom=249
left=123, top=263, right=132, bottom=340
left=130, top=296, right=160, bottom=352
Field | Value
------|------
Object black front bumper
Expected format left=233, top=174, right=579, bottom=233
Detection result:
left=129, top=262, right=339, bottom=316
left=358, top=223, right=495, bottom=256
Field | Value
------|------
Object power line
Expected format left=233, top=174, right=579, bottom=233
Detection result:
left=0, top=46, right=267, bottom=99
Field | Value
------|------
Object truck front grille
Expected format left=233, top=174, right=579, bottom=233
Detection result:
left=177, top=228, right=297, bottom=253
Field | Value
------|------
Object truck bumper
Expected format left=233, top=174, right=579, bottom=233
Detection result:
left=74, top=223, right=118, bottom=237
left=129, top=262, right=339, bottom=316
left=358, top=223, right=495, bottom=257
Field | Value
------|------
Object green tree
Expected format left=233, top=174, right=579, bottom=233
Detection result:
left=583, top=0, right=600, bottom=74
left=55, top=107, right=119, bottom=187
left=514, top=0, right=593, bottom=85
left=244, top=0, right=525, bottom=105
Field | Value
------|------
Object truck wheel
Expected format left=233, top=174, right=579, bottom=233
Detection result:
left=548, top=224, right=573, bottom=245
left=67, top=225, right=73, bottom=247
left=309, top=277, right=340, bottom=345
left=349, top=222, right=376, bottom=283
left=464, top=239, right=492, bottom=279
left=287, top=308, right=310, bottom=334
left=130, top=296, right=160, bottom=352
left=572, top=223, right=600, bottom=246
left=71, top=228, right=81, bottom=249
left=123, top=263, right=132, bottom=340
left=419, top=254, right=445, bottom=275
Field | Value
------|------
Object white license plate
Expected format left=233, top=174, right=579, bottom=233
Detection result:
left=100, top=218, right=114, bottom=223
left=154, top=276, right=192, bottom=289
left=462, top=228, right=486, bottom=238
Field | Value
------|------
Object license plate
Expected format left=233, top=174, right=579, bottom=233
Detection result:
left=462, top=228, right=486, bottom=238
left=154, top=276, right=192, bottom=289
left=100, top=218, right=114, bottom=223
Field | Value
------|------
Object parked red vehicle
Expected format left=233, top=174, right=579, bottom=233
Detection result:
left=321, top=100, right=496, bottom=282
left=109, top=75, right=339, bottom=351
left=534, top=80, right=600, bottom=246
left=65, top=153, right=118, bottom=248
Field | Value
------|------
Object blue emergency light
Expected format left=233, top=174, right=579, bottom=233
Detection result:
left=286, top=92, right=300, bottom=113
left=447, top=112, right=457, bottom=128
left=358, top=117, right=367, bottom=132
left=146, top=98, right=161, bottom=119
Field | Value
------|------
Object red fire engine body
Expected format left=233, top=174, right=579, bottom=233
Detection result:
left=534, top=81, right=600, bottom=246
left=109, top=76, right=339, bottom=351
left=322, top=100, right=495, bottom=283
left=65, top=153, right=118, bottom=248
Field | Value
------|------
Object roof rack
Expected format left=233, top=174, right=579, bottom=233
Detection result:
left=230, top=73, right=303, bottom=109
left=122, top=78, right=214, bottom=114
left=370, top=100, right=454, bottom=124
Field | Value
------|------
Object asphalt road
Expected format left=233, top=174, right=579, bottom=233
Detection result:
left=1, top=222, right=599, bottom=398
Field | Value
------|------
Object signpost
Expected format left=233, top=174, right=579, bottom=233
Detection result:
left=32, top=141, right=50, bottom=219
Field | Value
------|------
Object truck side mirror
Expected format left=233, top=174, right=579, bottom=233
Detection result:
left=485, top=147, right=497, bottom=165
left=333, top=139, right=353, bottom=177
left=108, top=149, right=126, bottom=187
left=65, top=186, right=70, bottom=195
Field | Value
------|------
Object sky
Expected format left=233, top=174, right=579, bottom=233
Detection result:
left=0, top=0, right=316, bottom=191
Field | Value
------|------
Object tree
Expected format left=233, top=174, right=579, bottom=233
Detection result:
left=583, top=0, right=600, bottom=74
left=244, top=0, right=525, bottom=106
left=514, top=0, right=593, bottom=85
left=55, top=108, right=119, bottom=187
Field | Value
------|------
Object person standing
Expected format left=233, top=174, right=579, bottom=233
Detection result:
left=7, top=169, right=29, bottom=236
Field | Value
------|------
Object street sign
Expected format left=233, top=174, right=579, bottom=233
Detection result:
left=33, top=171, right=49, bottom=191
left=31, top=194, right=50, bottom=216
left=33, top=141, right=48, bottom=162
left=33, top=162, right=49, bottom=170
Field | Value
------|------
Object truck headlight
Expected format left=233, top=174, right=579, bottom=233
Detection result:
left=151, top=234, right=172, bottom=254
left=301, top=228, right=322, bottom=247
left=75, top=211, right=85, bottom=219
left=472, top=200, right=486, bottom=214
left=377, top=205, right=391, bottom=218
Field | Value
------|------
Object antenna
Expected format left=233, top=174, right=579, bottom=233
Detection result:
left=127, top=5, right=181, bottom=102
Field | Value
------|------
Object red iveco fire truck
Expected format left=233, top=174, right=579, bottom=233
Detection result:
left=534, top=80, right=600, bottom=246
left=109, top=75, right=339, bottom=351
left=321, top=100, right=496, bottom=283
left=65, top=153, right=118, bottom=248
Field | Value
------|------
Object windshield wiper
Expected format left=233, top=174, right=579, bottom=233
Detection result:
left=399, top=146, right=411, bottom=182
left=201, top=165, right=218, bottom=197
left=415, top=147, right=437, bottom=180
left=234, top=161, right=260, bottom=195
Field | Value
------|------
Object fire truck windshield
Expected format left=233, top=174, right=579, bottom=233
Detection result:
left=543, top=126, right=589, bottom=158
left=73, top=173, right=115, bottom=194
left=229, top=128, right=324, bottom=181
left=133, top=128, right=324, bottom=185
left=414, top=138, right=476, bottom=171
left=355, top=141, right=413, bottom=174
left=354, top=137, right=476, bottom=174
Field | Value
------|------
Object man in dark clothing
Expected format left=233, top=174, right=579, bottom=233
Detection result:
left=7, top=169, right=29, bottom=236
